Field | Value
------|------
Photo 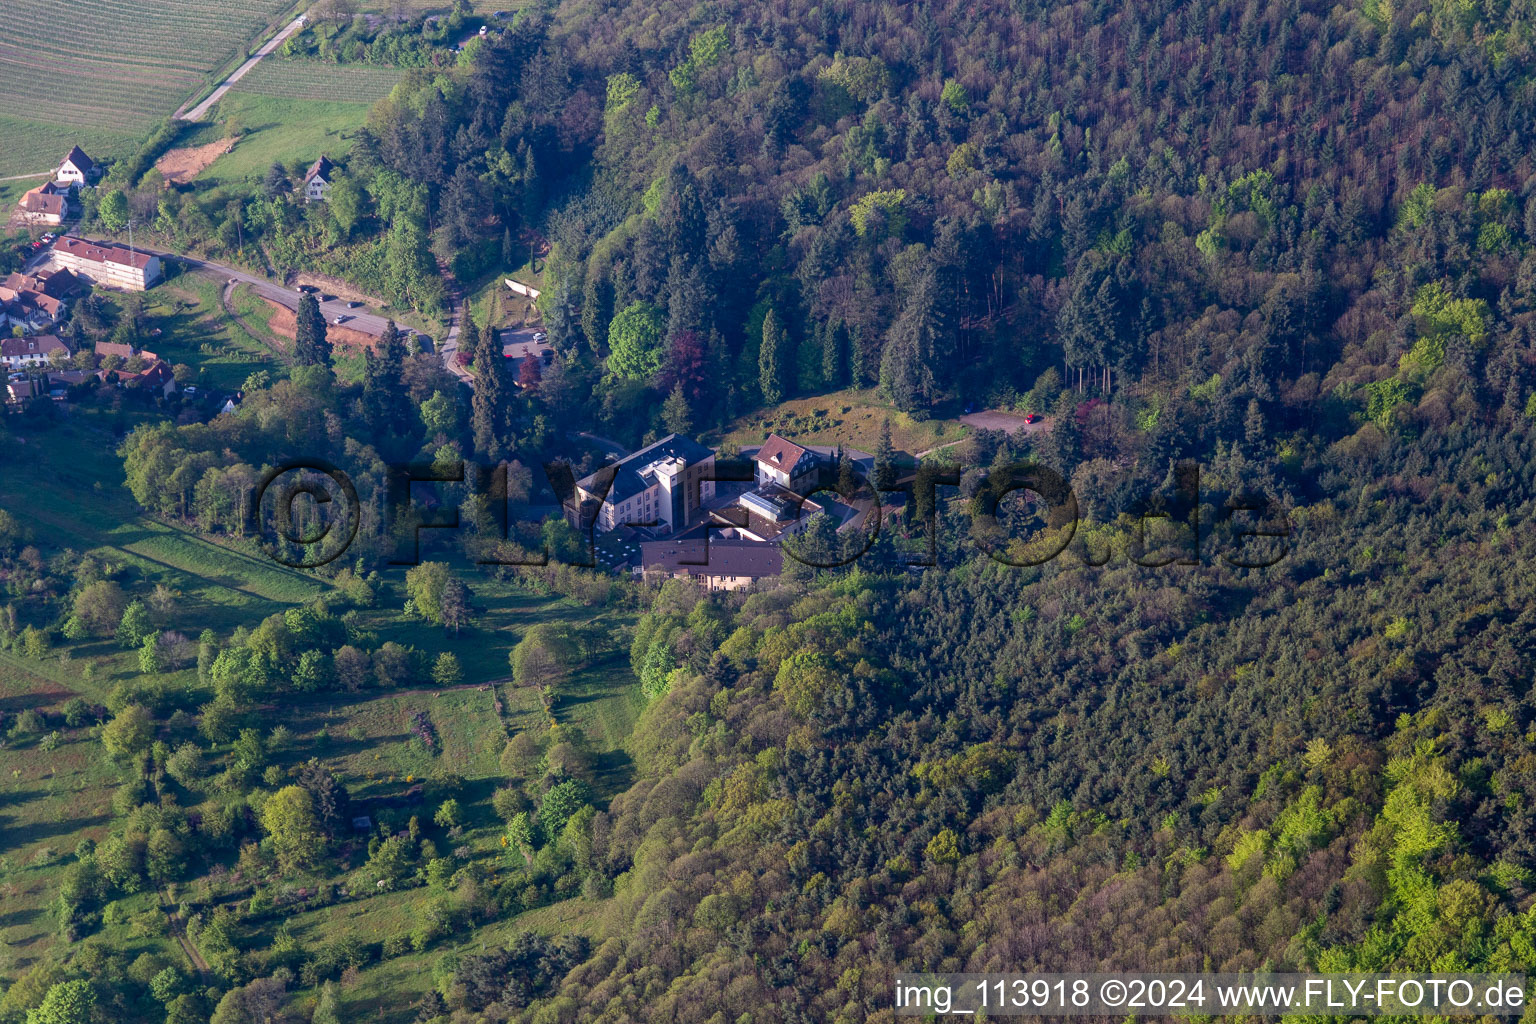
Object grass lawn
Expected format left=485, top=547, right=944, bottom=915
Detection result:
left=714, top=387, right=967, bottom=456
left=192, top=94, right=377, bottom=187
left=140, top=273, right=285, bottom=390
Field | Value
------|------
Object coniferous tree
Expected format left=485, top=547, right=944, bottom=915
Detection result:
left=582, top=272, right=613, bottom=354
left=469, top=321, right=510, bottom=458
left=293, top=294, right=332, bottom=368
left=378, top=320, right=410, bottom=433
left=759, top=309, right=788, bottom=405
left=661, top=383, right=693, bottom=435
left=362, top=321, right=409, bottom=438
left=874, top=418, right=896, bottom=490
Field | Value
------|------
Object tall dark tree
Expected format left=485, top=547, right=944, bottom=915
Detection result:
left=293, top=294, right=332, bottom=368
left=469, top=321, right=510, bottom=458
left=759, top=309, right=789, bottom=406
left=364, top=320, right=411, bottom=437
left=874, top=418, right=896, bottom=490
left=581, top=271, right=613, bottom=354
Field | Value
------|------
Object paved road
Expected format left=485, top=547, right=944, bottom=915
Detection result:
left=175, top=254, right=408, bottom=338
left=178, top=14, right=308, bottom=121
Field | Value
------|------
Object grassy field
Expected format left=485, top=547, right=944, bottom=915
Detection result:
left=715, top=387, right=967, bottom=455
left=0, top=0, right=296, bottom=175
left=192, top=93, right=376, bottom=186
left=2, top=414, right=333, bottom=633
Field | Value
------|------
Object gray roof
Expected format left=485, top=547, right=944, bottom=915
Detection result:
left=639, top=538, right=783, bottom=579
left=579, top=433, right=713, bottom=504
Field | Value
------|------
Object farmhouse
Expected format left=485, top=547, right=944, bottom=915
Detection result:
left=55, top=146, right=99, bottom=186
left=16, top=182, right=70, bottom=226
left=51, top=237, right=161, bottom=291
left=304, top=156, right=335, bottom=202
left=637, top=538, right=783, bottom=592
left=569, top=433, right=716, bottom=536
left=1, top=334, right=70, bottom=370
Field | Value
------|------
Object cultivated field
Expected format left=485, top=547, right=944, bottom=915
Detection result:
left=0, top=0, right=296, bottom=175
left=231, top=59, right=405, bottom=105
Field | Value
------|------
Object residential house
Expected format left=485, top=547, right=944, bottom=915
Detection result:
left=100, top=358, right=176, bottom=397
left=50, top=238, right=161, bottom=291
left=753, top=433, right=821, bottom=492
left=5, top=268, right=80, bottom=300
left=0, top=335, right=70, bottom=370
left=54, top=146, right=98, bottom=186
left=637, top=538, right=783, bottom=592
left=0, top=269, right=76, bottom=333
left=569, top=433, right=716, bottom=536
left=16, top=182, right=69, bottom=226
left=95, top=341, right=159, bottom=363
left=304, top=156, right=335, bottom=202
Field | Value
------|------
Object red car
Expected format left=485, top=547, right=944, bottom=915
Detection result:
left=1024, top=412, right=1041, bottom=424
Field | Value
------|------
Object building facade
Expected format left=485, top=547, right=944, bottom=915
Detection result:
left=51, top=238, right=161, bottom=291
left=572, top=434, right=716, bottom=535
left=1, top=335, right=70, bottom=369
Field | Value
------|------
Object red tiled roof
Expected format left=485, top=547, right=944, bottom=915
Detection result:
left=755, top=433, right=811, bottom=473
left=54, top=237, right=156, bottom=271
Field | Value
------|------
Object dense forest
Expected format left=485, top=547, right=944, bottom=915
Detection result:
left=5, top=0, right=1536, bottom=1022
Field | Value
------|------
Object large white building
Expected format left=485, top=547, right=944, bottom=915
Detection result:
left=50, top=238, right=161, bottom=291
left=572, top=434, right=716, bottom=536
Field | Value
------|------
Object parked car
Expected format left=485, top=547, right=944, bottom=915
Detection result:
left=346, top=300, right=361, bottom=308
left=333, top=315, right=349, bottom=325
left=1024, top=412, right=1041, bottom=424
left=532, top=331, right=547, bottom=342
